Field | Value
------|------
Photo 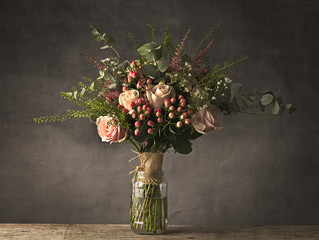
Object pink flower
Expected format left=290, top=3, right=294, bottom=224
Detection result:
left=118, top=89, right=139, bottom=111
left=191, top=104, right=222, bottom=134
left=96, top=116, right=126, bottom=143
left=146, top=82, right=175, bottom=108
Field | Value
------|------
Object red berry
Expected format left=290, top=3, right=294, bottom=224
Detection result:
left=176, top=121, right=183, bottom=128
left=147, top=120, right=154, bottom=126
left=134, top=129, right=140, bottom=136
left=170, top=97, right=176, bottom=104
left=147, top=128, right=153, bottom=134
left=130, top=102, right=136, bottom=108
left=185, top=118, right=191, bottom=125
left=177, top=107, right=182, bottom=112
left=157, top=118, right=163, bottom=123
left=178, top=95, right=184, bottom=100
left=146, top=78, right=152, bottom=84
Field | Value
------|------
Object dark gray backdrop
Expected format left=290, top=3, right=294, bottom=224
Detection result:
left=1, top=0, right=318, bottom=224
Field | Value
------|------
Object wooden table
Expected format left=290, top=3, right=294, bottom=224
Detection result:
left=0, top=224, right=318, bottom=239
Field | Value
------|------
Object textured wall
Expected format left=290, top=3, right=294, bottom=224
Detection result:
left=0, top=0, right=318, bottom=224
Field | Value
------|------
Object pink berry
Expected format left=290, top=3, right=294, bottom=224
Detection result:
left=146, top=78, right=152, bottom=84
left=129, top=71, right=133, bottom=76
left=177, top=107, right=182, bottom=112
left=143, top=104, right=148, bottom=110
left=136, top=83, right=142, bottom=89
left=182, top=112, right=188, bottom=118
left=145, top=102, right=150, bottom=108
left=128, top=76, right=132, bottom=83
left=181, top=102, right=186, bottom=107
left=185, top=118, right=191, bottom=125
left=176, top=121, right=183, bottom=128
left=122, top=86, right=128, bottom=92
left=168, top=112, right=175, bottom=119
left=170, top=97, right=176, bottom=104
left=147, top=128, right=153, bottom=134
left=132, top=112, right=137, bottom=119
left=137, top=98, right=144, bottom=104
left=156, top=111, right=161, bottom=117
left=131, top=60, right=136, bottom=66
left=122, top=108, right=128, bottom=114
left=157, top=118, right=163, bottom=123
left=180, top=114, right=185, bottom=120
left=130, top=102, right=136, bottom=108
left=140, top=114, right=145, bottom=120
left=134, top=129, right=140, bottom=136
left=147, top=120, right=154, bottom=126
left=132, top=72, right=137, bottom=78
left=169, top=106, right=175, bottom=111
left=180, top=98, right=186, bottom=104
left=178, top=95, right=184, bottom=100
left=164, top=101, right=170, bottom=107
left=137, top=106, right=142, bottom=112
left=146, top=108, right=152, bottom=115
left=135, top=121, right=141, bottom=128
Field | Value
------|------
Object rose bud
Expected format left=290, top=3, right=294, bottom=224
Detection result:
left=157, top=118, right=163, bottom=123
left=147, top=128, right=153, bottom=134
left=143, top=104, right=148, bottom=110
left=130, top=102, right=136, bottom=108
left=135, top=121, right=141, bottom=128
left=185, top=118, right=191, bottom=125
left=129, top=71, right=133, bottom=76
left=139, top=114, right=145, bottom=120
left=136, top=82, right=142, bottom=89
left=177, top=107, right=182, bottom=112
left=146, top=78, right=152, bottom=84
left=147, top=120, right=154, bottom=126
left=169, top=106, right=175, bottom=111
left=168, top=112, right=175, bottom=119
left=146, top=108, right=152, bottom=115
left=131, top=60, right=136, bottom=66
left=132, top=112, right=137, bottom=119
left=137, top=106, right=143, bottom=112
left=156, top=111, right=162, bottom=117
left=122, top=86, right=128, bottom=92
left=178, top=95, right=184, bottom=100
left=176, top=121, right=183, bottom=128
left=170, top=97, right=176, bottom=104
left=134, top=129, right=140, bottom=136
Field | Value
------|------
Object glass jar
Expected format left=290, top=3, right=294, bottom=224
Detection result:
left=130, top=171, right=168, bottom=234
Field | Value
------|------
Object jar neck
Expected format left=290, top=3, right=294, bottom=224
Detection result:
left=136, top=170, right=164, bottom=185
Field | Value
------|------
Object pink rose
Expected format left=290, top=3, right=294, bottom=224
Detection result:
left=96, top=116, right=126, bottom=143
left=191, top=104, right=222, bottom=134
left=146, top=82, right=175, bottom=108
left=118, top=89, right=139, bottom=111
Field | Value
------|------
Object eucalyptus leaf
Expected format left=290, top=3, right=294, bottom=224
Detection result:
left=140, top=64, right=158, bottom=78
left=89, top=82, right=95, bottom=90
left=272, top=101, right=280, bottom=115
left=260, top=93, right=274, bottom=106
left=137, top=42, right=159, bottom=55
left=241, top=96, right=254, bottom=108
left=157, top=55, right=169, bottom=72
left=231, top=83, right=242, bottom=99
left=108, top=83, right=117, bottom=89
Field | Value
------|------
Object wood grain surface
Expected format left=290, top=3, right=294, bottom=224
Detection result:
left=0, top=224, right=319, bottom=240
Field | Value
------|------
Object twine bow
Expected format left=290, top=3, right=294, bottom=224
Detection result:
left=129, top=151, right=164, bottom=185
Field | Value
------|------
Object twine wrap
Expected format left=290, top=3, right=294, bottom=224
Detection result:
left=130, top=152, right=164, bottom=185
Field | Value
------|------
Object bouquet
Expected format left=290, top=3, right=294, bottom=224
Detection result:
left=34, top=24, right=295, bottom=234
